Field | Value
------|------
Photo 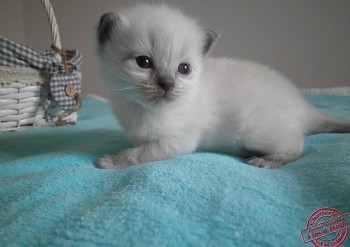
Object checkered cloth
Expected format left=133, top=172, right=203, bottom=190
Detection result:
left=0, top=36, right=82, bottom=111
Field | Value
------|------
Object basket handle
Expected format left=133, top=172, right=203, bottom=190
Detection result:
left=40, top=0, right=82, bottom=125
left=40, top=0, right=62, bottom=61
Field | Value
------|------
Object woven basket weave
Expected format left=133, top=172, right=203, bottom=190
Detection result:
left=0, top=0, right=80, bottom=133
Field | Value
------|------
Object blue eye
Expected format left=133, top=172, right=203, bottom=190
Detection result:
left=136, top=56, right=152, bottom=69
left=178, top=63, right=190, bottom=75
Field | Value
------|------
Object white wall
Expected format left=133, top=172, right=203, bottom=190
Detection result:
left=1, top=0, right=349, bottom=98
left=0, top=0, right=25, bottom=42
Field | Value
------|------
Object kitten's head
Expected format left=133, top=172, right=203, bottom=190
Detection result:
left=97, top=4, right=217, bottom=108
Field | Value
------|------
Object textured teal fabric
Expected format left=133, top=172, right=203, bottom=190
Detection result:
left=1, top=96, right=349, bottom=247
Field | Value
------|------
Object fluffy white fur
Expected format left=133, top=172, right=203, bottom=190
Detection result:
left=97, top=4, right=350, bottom=169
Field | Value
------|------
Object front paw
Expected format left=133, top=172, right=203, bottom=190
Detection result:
left=97, top=155, right=122, bottom=169
left=97, top=149, right=140, bottom=169
left=247, top=157, right=283, bottom=169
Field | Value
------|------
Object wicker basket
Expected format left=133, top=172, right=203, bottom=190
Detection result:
left=0, top=0, right=82, bottom=133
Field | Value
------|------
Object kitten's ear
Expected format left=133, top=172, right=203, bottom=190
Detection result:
left=97, top=12, right=121, bottom=49
left=202, top=29, right=218, bottom=56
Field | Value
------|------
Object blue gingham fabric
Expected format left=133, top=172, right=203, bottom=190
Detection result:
left=0, top=36, right=82, bottom=111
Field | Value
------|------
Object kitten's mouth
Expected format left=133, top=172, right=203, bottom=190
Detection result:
left=152, top=94, right=172, bottom=102
left=136, top=87, right=178, bottom=108
left=150, top=91, right=176, bottom=104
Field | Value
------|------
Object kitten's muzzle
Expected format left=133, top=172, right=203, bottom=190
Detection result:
left=157, top=77, right=175, bottom=93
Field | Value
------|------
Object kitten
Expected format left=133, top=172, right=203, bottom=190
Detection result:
left=96, top=4, right=350, bottom=169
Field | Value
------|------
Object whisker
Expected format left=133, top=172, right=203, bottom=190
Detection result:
left=113, top=92, right=144, bottom=109
left=104, top=64, right=136, bottom=84
left=110, top=86, right=135, bottom=91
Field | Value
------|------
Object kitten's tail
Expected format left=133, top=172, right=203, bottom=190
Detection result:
left=306, top=113, right=350, bottom=135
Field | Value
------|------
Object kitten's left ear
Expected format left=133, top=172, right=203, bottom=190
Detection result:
left=202, top=29, right=219, bottom=55
left=98, top=12, right=119, bottom=48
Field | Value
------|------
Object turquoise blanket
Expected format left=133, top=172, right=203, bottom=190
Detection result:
left=1, top=95, right=349, bottom=247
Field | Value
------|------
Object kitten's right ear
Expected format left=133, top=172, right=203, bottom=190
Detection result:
left=202, top=29, right=219, bottom=56
left=97, top=12, right=119, bottom=49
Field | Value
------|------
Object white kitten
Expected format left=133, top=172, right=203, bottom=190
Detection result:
left=97, top=4, right=350, bottom=169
